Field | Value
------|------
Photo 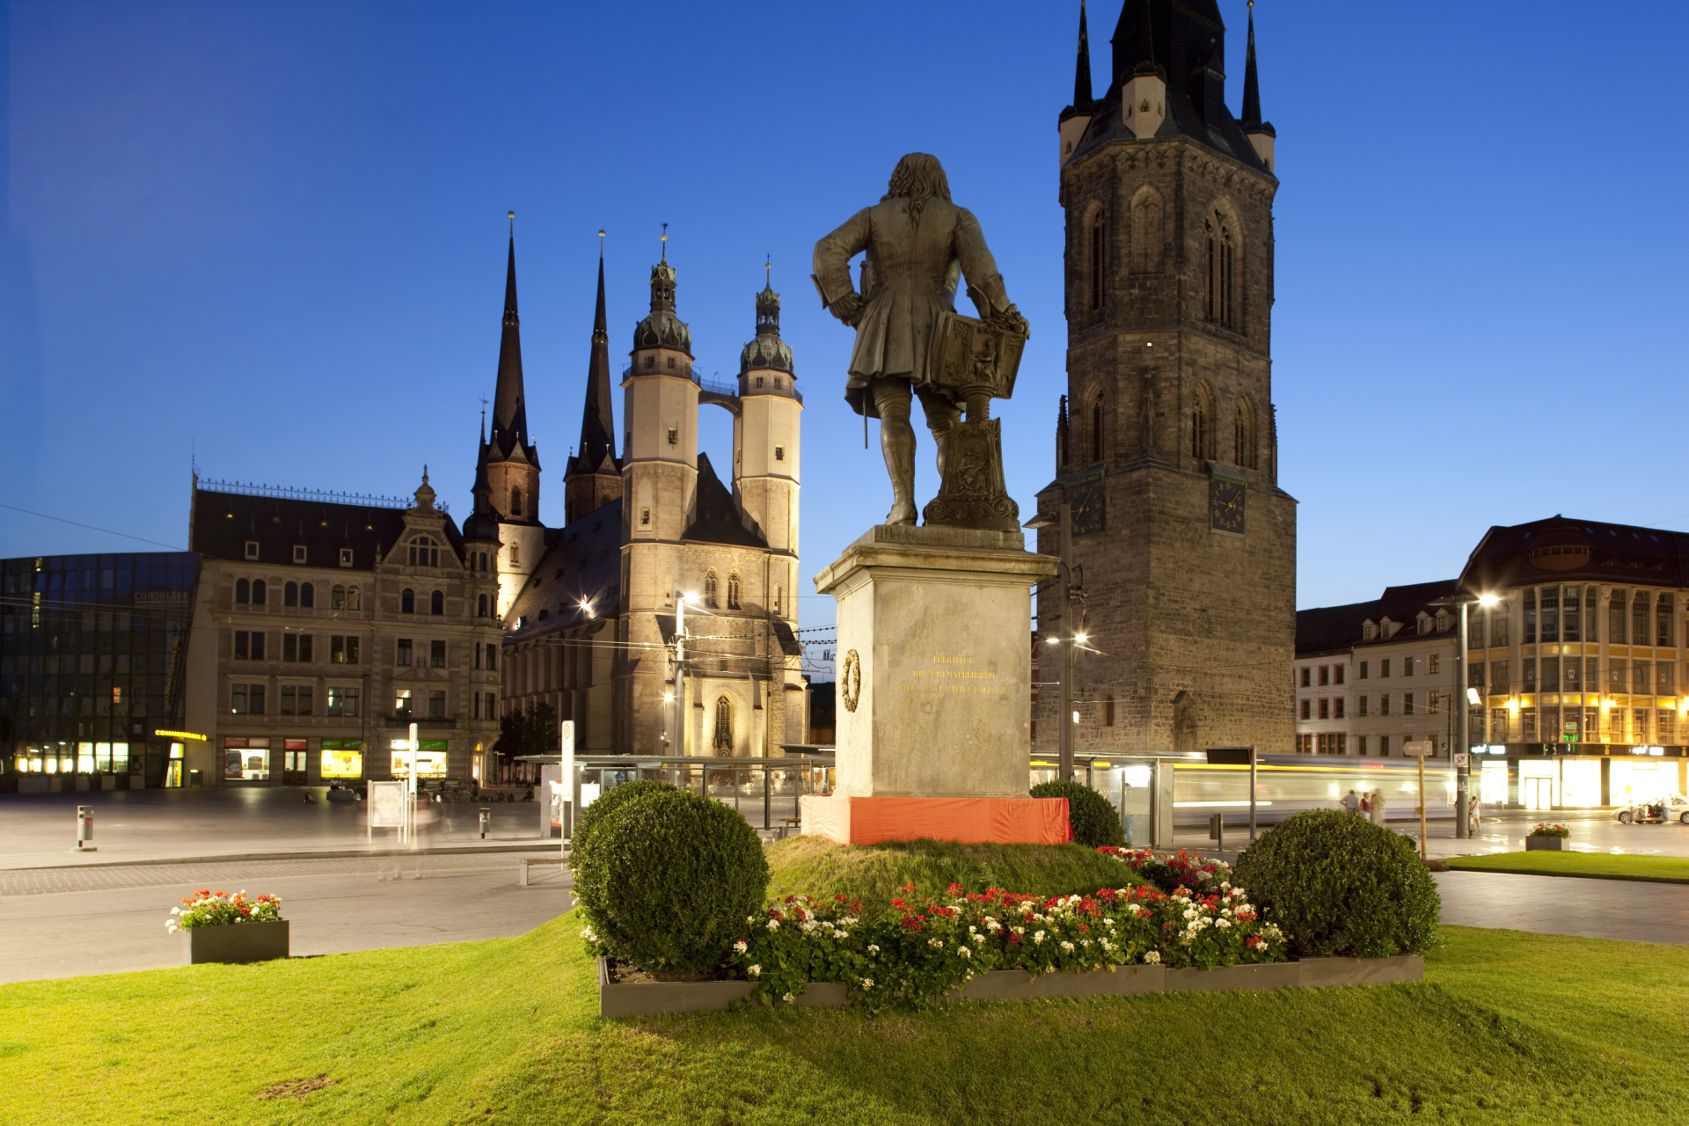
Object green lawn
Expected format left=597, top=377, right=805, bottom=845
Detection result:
left=1, top=920, right=1687, bottom=1124
left=1448, top=850, right=1689, bottom=884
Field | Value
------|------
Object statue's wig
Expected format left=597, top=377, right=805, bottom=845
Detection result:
left=883, top=153, right=952, bottom=203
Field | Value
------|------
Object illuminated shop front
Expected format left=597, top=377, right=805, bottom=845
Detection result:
left=390, top=739, right=449, bottom=780
left=320, top=739, right=364, bottom=780
left=223, top=736, right=271, bottom=783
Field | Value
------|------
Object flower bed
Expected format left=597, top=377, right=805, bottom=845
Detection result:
left=168, top=889, right=289, bottom=965
left=1528, top=823, right=1570, bottom=839
left=707, top=874, right=1287, bottom=1012
left=167, top=889, right=284, bottom=932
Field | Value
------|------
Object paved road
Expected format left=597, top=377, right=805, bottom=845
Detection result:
left=1434, top=869, right=1689, bottom=945
left=0, top=850, right=572, bottom=985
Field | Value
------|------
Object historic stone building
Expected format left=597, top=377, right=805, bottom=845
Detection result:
left=1033, top=0, right=1295, bottom=755
left=496, top=236, right=807, bottom=756
left=180, top=473, right=504, bottom=787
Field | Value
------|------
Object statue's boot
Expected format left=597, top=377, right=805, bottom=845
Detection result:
left=885, top=495, right=916, bottom=526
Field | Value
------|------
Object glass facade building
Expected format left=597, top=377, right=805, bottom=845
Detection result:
left=0, top=552, right=199, bottom=791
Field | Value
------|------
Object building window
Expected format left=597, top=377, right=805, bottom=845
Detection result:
left=408, top=537, right=441, bottom=568
left=666, top=427, right=678, bottom=446
left=282, top=633, right=313, bottom=662
left=1358, top=695, right=1369, bottom=717
left=300, top=582, right=314, bottom=608
left=1318, top=666, right=1329, bottom=687
left=231, top=684, right=266, bottom=716
left=1299, top=668, right=1311, bottom=688
left=477, top=593, right=490, bottom=618
left=640, top=508, right=651, bottom=526
left=1318, top=698, right=1330, bottom=720
left=510, top=487, right=524, bottom=517
left=280, top=685, right=313, bottom=716
left=234, top=630, right=266, bottom=660
left=1091, top=391, right=1105, bottom=462
left=430, top=640, right=446, bottom=668
left=1380, top=659, right=1391, bottom=678
left=430, top=590, right=444, bottom=615
left=396, top=638, right=413, bottom=667
left=1334, top=665, right=1345, bottom=685
left=235, top=578, right=249, bottom=604
left=292, top=545, right=307, bottom=564
left=1404, top=656, right=1415, bottom=677
left=1190, top=383, right=1213, bottom=460
left=1429, top=654, right=1440, bottom=675
left=1088, top=210, right=1106, bottom=311
left=1379, top=735, right=1390, bottom=756
left=1358, top=661, right=1368, bottom=680
left=1380, top=695, right=1390, bottom=716
left=704, top=570, right=719, bottom=608
left=727, top=573, right=742, bottom=610
left=713, top=696, right=733, bottom=752
left=1334, top=698, right=1346, bottom=720
left=401, top=588, right=415, bottom=614
left=394, top=689, right=412, bottom=717
left=774, top=446, right=785, bottom=462
left=244, top=541, right=259, bottom=560
left=1659, top=594, right=1675, bottom=646
left=339, top=547, right=354, bottom=567
left=327, top=686, right=360, bottom=717
left=1299, top=699, right=1310, bottom=720
left=485, top=643, right=497, bottom=671
left=1233, top=399, right=1257, bottom=469
left=428, top=691, right=446, bottom=719
left=284, top=581, right=299, bottom=607
left=330, top=635, right=359, bottom=664
left=1104, top=695, right=1116, bottom=726
left=1403, top=693, right=1414, bottom=715
left=250, top=579, right=266, bottom=606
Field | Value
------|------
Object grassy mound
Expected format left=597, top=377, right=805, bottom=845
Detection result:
left=3, top=922, right=1689, bottom=1123
left=765, top=836, right=1136, bottom=909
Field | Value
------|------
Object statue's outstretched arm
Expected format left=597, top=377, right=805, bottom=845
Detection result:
left=813, top=208, right=872, bottom=326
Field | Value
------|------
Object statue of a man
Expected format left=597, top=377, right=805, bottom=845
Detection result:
left=814, top=153, right=1024, bottom=525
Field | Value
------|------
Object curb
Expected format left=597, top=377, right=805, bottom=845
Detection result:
left=2, top=841, right=568, bottom=873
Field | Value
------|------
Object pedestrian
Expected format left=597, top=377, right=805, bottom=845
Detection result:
left=1469, top=795, right=1483, bottom=834
left=1342, top=789, right=1360, bottom=815
left=1370, top=789, right=1387, bottom=826
left=1359, top=792, right=1371, bottom=816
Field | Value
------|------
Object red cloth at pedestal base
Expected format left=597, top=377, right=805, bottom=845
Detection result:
left=799, top=795, right=1071, bottom=846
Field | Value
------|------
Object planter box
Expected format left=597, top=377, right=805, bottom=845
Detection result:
left=1297, top=954, right=1424, bottom=988
left=952, top=964, right=1164, bottom=1002
left=1525, top=836, right=1566, bottom=851
left=1163, top=961, right=1303, bottom=994
left=187, top=920, right=289, bottom=965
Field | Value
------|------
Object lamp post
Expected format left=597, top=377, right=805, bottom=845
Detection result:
left=1027, top=504, right=1085, bottom=783
left=1452, top=591, right=1501, bottom=839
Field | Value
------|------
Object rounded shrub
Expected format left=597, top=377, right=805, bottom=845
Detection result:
left=1234, top=809, right=1440, bottom=958
left=568, top=779, right=676, bottom=912
left=577, top=788, right=769, bottom=975
left=1030, top=780, right=1125, bottom=848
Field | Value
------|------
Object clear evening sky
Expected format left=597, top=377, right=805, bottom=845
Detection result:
left=5, top=1, right=1687, bottom=645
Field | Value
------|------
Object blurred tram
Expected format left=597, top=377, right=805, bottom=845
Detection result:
left=1035, top=753, right=1457, bottom=827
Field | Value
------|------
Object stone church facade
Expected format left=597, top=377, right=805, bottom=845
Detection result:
left=1033, top=0, right=1295, bottom=756
left=490, top=233, right=807, bottom=757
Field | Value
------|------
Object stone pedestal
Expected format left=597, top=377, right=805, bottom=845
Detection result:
left=803, top=524, right=1063, bottom=845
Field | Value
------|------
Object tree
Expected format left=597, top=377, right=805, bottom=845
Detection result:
left=491, top=702, right=559, bottom=781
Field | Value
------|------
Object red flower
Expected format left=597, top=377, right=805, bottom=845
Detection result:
left=946, top=882, right=964, bottom=897
left=1008, top=933, right=1023, bottom=945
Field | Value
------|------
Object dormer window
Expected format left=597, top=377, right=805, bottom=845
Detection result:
left=244, top=541, right=259, bottom=560
left=292, top=545, right=307, bottom=564
left=407, top=537, right=440, bottom=568
left=338, top=548, right=354, bottom=567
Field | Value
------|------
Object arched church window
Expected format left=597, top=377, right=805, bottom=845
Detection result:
left=1091, top=392, right=1105, bottom=462
left=1206, top=206, right=1238, bottom=328
left=1088, top=211, right=1107, bottom=311
left=713, top=696, right=733, bottom=753
left=704, top=570, right=720, bottom=608
left=1191, top=383, right=1214, bottom=460
left=1234, top=398, right=1258, bottom=469
left=727, top=573, right=742, bottom=610
left=510, top=487, right=524, bottom=517
left=1129, top=186, right=1163, bottom=273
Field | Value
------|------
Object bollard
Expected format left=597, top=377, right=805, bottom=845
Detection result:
left=76, top=805, right=97, bottom=852
left=478, top=807, right=491, bottom=840
left=1209, top=812, right=1224, bottom=851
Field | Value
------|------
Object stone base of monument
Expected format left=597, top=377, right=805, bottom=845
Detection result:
left=807, top=523, right=1063, bottom=846
left=799, top=793, right=1070, bottom=846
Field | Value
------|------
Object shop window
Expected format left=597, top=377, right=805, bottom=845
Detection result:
left=223, top=737, right=270, bottom=782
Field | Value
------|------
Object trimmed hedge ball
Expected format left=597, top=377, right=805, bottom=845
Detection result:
left=1030, top=780, right=1125, bottom=848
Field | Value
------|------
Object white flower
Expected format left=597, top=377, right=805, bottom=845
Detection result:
left=836, top=930, right=850, bottom=940
left=861, top=978, right=874, bottom=991
left=767, top=918, right=780, bottom=931
left=782, top=991, right=796, bottom=1004
left=747, top=964, right=762, bottom=977
left=867, top=944, right=880, bottom=955
left=733, top=939, right=748, bottom=955
left=1060, top=940, right=1075, bottom=953
left=957, top=946, right=971, bottom=959
left=746, top=915, right=757, bottom=924
left=1215, top=918, right=1232, bottom=929
left=1033, top=930, right=1046, bottom=945
left=1143, top=950, right=1161, bottom=965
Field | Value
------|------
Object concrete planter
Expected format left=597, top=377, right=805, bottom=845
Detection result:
left=952, top=964, right=1165, bottom=1002
left=1163, top=961, right=1303, bottom=993
left=1525, top=835, right=1566, bottom=851
left=1296, top=954, right=1424, bottom=988
left=187, top=920, right=290, bottom=965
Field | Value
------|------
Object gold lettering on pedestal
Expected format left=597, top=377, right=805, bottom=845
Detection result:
left=903, top=655, right=1008, bottom=698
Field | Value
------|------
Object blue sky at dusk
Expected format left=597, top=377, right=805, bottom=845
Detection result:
left=5, top=1, right=1687, bottom=647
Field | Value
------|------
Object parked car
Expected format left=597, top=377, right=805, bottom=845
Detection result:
left=1616, top=794, right=1689, bottom=825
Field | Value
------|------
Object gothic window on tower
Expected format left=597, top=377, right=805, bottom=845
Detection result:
left=1233, top=397, right=1258, bottom=469
left=1191, top=383, right=1214, bottom=460
left=704, top=570, right=720, bottom=608
left=713, top=696, right=733, bottom=752
left=1129, top=186, right=1164, bottom=274
left=510, top=487, right=524, bottom=517
left=1090, top=392, right=1105, bottom=462
left=727, top=573, right=742, bottom=610
left=1204, top=205, right=1239, bottom=329
left=1087, top=208, right=1107, bottom=312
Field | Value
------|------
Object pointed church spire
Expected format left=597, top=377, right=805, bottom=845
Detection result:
left=1241, top=0, right=1263, bottom=129
left=575, top=231, right=617, bottom=470
left=1114, top=0, right=1159, bottom=80
left=490, top=211, right=532, bottom=459
left=1073, top=2, right=1093, bottom=107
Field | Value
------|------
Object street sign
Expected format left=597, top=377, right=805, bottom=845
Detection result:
left=1561, top=734, right=1577, bottom=744
left=1453, top=753, right=1470, bottom=768
left=1402, top=740, right=1433, bottom=758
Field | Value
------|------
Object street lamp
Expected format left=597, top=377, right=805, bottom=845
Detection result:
left=1451, top=590, right=1501, bottom=839
left=1027, top=504, right=1086, bottom=783
left=671, top=591, right=703, bottom=756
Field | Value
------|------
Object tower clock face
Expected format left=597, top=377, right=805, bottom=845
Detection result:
left=1069, top=480, right=1105, bottom=536
left=1210, top=478, right=1246, bottom=534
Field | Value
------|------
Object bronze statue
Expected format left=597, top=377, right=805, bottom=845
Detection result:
left=814, top=154, right=1027, bottom=528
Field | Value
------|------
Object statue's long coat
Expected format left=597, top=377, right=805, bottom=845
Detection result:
left=813, top=197, right=1003, bottom=418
